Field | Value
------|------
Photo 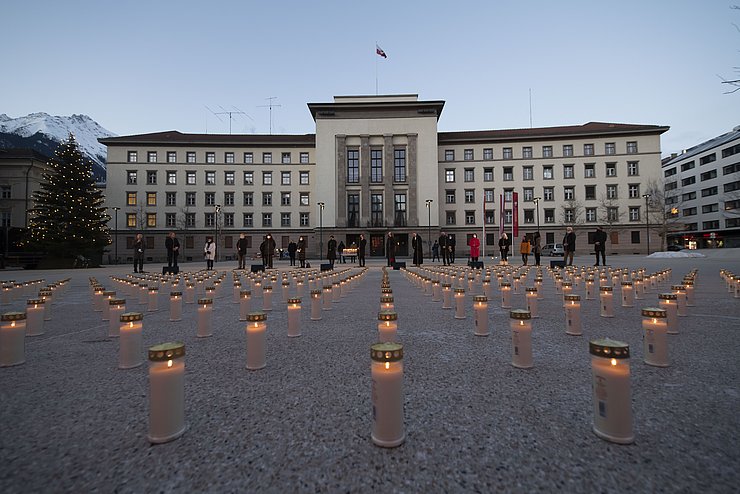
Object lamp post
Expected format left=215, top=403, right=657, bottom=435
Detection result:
left=215, top=204, right=221, bottom=262
left=425, top=199, right=433, bottom=257
left=533, top=197, right=541, bottom=235
left=318, top=202, right=325, bottom=260
left=642, top=194, right=651, bottom=255
left=112, top=207, right=120, bottom=264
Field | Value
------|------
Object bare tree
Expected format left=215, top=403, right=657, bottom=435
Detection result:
left=135, top=205, right=148, bottom=231
left=177, top=206, right=192, bottom=258
left=643, top=179, right=686, bottom=251
left=719, top=5, right=740, bottom=93
left=597, top=195, right=625, bottom=234
left=561, top=198, right=585, bottom=225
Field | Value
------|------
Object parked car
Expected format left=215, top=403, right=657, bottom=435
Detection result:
left=541, top=243, right=565, bottom=256
left=667, top=244, right=684, bottom=252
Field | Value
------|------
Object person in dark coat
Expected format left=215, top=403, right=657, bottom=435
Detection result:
left=297, top=236, right=307, bottom=268
left=358, top=234, right=367, bottom=267
left=133, top=233, right=145, bottom=273
left=439, top=232, right=449, bottom=265
left=337, top=240, right=345, bottom=264
left=411, top=232, right=424, bottom=266
left=386, top=232, right=396, bottom=267
left=264, top=234, right=276, bottom=268
left=447, top=234, right=456, bottom=263
left=498, top=233, right=511, bottom=263
left=563, top=226, right=576, bottom=266
left=236, top=233, right=248, bottom=269
left=593, top=226, right=607, bottom=266
left=287, top=239, right=297, bottom=266
left=432, top=240, right=440, bottom=262
left=165, top=231, right=180, bottom=270
left=259, top=236, right=268, bottom=269
left=327, top=235, right=337, bottom=269
left=532, top=232, right=542, bottom=266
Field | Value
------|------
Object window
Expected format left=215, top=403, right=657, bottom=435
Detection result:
left=263, top=152, right=272, bottom=164
left=726, top=218, right=740, bottom=228
left=262, top=213, right=272, bottom=227
left=465, top=211, right=475, bottom=225
left=723, top=163, right=740, bottom=175
left=543, top=187, right=554, bottom=201
left=446, top=190, right=456, bottom=204
left=564, top=186, right=575, bottom=200
left=700, top=153, right=716, bottom=165
left=262, top=192, right=272, bottom=206
left=205, top=152, right=215, bottom=164
left=147, top=151, right=157, bottom=163
left=605, top=143, right=616, bottom=155
left=664, top=167, right=677, bottom=177
left=281, top=171, right=291, bottom=186
left=681, top=161, right=695, bottom=172
left=523, top=209, right=534, bottom=223
left=127, top=151, right=138, bottom=163
left=300, top=213, right=310, bottom=226
left=244, top=171, right=254, bottom=185
left=299, top=171, right=310, bottom=185
left=203, top=171, right=215, bottom=185
left=146, top=171, right=157, bottom=185
left=147, top=192, right=156, bottom=206
left=606, top=184, right=618, bottom=199
left=522, top=147, right=532, bottom=158
left=724, top=181, right=740, bottom=193
left=224, top=191, right=234, bottom=206
left=370, top=149, right=383, bottom=182
left=586, top=208, right=597, bottom=222
left=584, top=144, right=594, bottom=156
left=445, top=150, right=455, bottom=161
left=563, top=144, right=573, bottom=157
left=300, top=192, right=310, bottom=206
left=607, top=207, right=619, bottom=222
left=631, top=231, right=641, bottom=244
left=585, top=185, right=596, bottom=200
left=544, top=209, right=555, bottom=223
left=665, top=181, right=678, bottom=191
left=628, top=184, right=640, bottom=199
left=300, top=152, right=309, bottom=164
left=186, top=152, right=196, bottom=163
left=186, top=192, right=196, bottom=207
left=244, top=152, right=253, bottom=164
left=484, top=188, right=495, bottom=202
left=682, top=191, right=696, bottom=201
left=348, top=194, right=359, bottom=227
left=394, top=149, right=406, bottom=181
left=606, top=163, right=617, bottom=177
left=281, top=213, right=291, bottom=226
left=682, top=176, right=696, bottom=187
left=564, top=209, right=574, bottom=223
left=263, top=172, right=272, bottom=185
left=205, top=192, right=216, bottom=206
left=485, top=210, right=495, bottom=224
left=347, top=149, right=359, bottom=183
left=627, top=141, right=638, bottom=154
left=484, top=168, right=494, bottom=181
left=127, top=171, right=137, bottom=185
left=543, top=166, right=553, bottom=180
left=446, top=211, right=456, bottom=225
left=243, top=192, right=253, bottom=206
left=726, top=199, right=740, bottom=211
left=684, top=223, right=697, bottom=231
left=523, top=187, right=534, bottom=202
left=371, top=194, right=383, bottom=227
left=167, top=151, right=177, bottom=163
left=281, top=152, right=291, bottom=164
left=703, top=220, right=719, bottom=230
left=723, top=143, right=740, bottom=158
left=503, top=167, right=513, bottom=181
left=166, top=171, right=176, bottom=185
left=186, top=171, right=196, bottom=185
left=700, top=170, right=717, bottom=181
left=281, top=192, right=291, bottom=206
left=702, top=203, right=719, bottom=213
left=464, top=149, right=474, bottom=160
left=166, top=192, right=176, bottom=206
left=243, top=213, right=253, bottom=227
left=542, top=146, right=553, bottom=158
left=629, top=207, right=640, bottom=221
left=166, top=213, right=176, bottom=228
left=504, top=209, right=513, bottom=224
left=563, top=164, right=574, bottom=179
left=186, top=213, right=196, bottom=228
left=483, top=148, right=493, bottom=160
left=461, top=168, right=473, bottom=182
left=126, top=213, right=136, bottom=228
left=445, top=169, right=455, bottom=183
left=701, top=186, right=718, bottom=197
left=147, top=213, right=156, bottom=228
left=503, top=147, right=513, bottom=160
left=523, top=166, right=534, bottom=180
left=126, top=192, right=137, bottom=206
left=464, top=189, right=475, bottom=203
left=584, top=163, right=595, bottom=178
left=627, top=161, right=639, bottom=176
left=394, top=193, right=407, bottom=226
left=224, top=171, right=235, bottom=185
left=224, top=213, right=234, bottom=227
left=504, top=189, right=513, bottom=202
left=224, top=152, right=234, bottom=164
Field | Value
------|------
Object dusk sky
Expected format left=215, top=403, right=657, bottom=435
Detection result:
left=3, top=0, right=739, bottom=156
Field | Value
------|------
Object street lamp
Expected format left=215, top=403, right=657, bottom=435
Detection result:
left=215, top=204, right=221, bottom=262
left=533, top=197, right=541, bottom=235
left=111, top=207, right=120, bottom=264
left=317, top=202, right=325, bottom=260
left=642, top=194, right=651, bottom=255
left=425, top=199, right=433, bottom=256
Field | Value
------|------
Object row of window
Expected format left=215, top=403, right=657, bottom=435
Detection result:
left=126, top=211, right=310, bottom=229
left=683, top=219, right=739, bottom=231
left=439, top=206, right=642, bottom=226
left=443, top=142, right=639, bottom=162
left=125, top=191, right=312, bottom=208
left=666, top=169, right=719, bottom=183
left=126, top=169, right=310, bottom=186
left=127, top=150, right=310, bottom=165
left=346, top=148, right=407, bottom=183
left=665, top=149, right=740, bottom=178
left=665, top=181, right=740, bottom=197
left=443, top=184, right=643, bottom=204
left=443, top=161, right=639, bottom=183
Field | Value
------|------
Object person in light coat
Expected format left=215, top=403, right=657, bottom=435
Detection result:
left=204, top=236, right=216, bottom=270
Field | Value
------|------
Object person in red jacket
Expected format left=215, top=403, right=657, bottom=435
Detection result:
left=469, top=233, right=481, bottom=262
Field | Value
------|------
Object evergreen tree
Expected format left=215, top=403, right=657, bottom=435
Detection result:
left=27, top=133, right=110, bottom=258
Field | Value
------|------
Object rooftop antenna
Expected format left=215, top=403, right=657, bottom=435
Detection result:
left=204, top=106, right=224, bottom=133
left=529, top=88, right=533, bottom=128
left=213, top=105, right=247, bottom=134
left=258, top=97, right=282, bottom=134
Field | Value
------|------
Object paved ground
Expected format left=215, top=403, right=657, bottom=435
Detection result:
left=0, top=251, right=739, bottom=493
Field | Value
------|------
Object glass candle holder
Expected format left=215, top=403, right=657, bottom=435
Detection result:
left=620, top=281, right=634, bottom=308
left=322, top=286, right=333, bottom=311
left=0, top=312, right=26, bottom=367
left=564, top=294, right=582, bottom=336
left=233, top=282, right=242, bottom=304
left=169, top=292, right=182, bottom=322
left=281, top=281, right=291, bottom=303
left=239, top=290, right=252, bottom=321
left=561, top=281, right=572, bottom=302
left=378, top=311, right=398, bottom=343
left=672, top=285, right=688, bottom=317
left=683, top=280, right=695, bottom=306
left=590, top=338, right=633, bottom=444
left=109, top=299, right=125, bottom=338
left=197, top=298, right=213, bottom=338
left=296, top=280, right=305, bottom=298
left=599, top=286, right=614, bottom=318
left=370, top=342, right=404, bottom=448
left=119, top=312, right=144, bottom=369
left=510, top=309, right=533, bottom=369
left=586, top=277, right=596, bottom=300
left=482, top=279, right=491, bottom=299
left=534, top=278, right=544, bottom=300
left=441, top=284, right=453, bottom=309
left=634, top=278, right=644, bottom=300
left=246, top=311, right=267, bottom=370
left=262, top=286, right=273, bottom=312
left=148, top=287, right=159, bottom=312
left=93, top=287, right=105, bottom=312
left=642, top=307, right=668, bottom=367
left=147, top=342, right=186, bottom=444
left=310, top=290, right=322, bottom=320
left=333, top=281, right=342, bottom=302
left=473, top=295, right=489, bottom=336
left=380, top=295, right=394, bottom=312
left=25, top=299, right=45, bottom=337
left=138, top=283, right=148, bottom=305
left=287, top=298, right=301, bottom=337
left=658, top=293, right=679, bottom=334
left=500, top=282, right=512, bottom=309
left=102, top=291, right=116, bottom=321
left=525, top=287, right=538, bottom=318
left=185, top=283, right=195, bottom=304
left=454, top=288, right=466, bottom=319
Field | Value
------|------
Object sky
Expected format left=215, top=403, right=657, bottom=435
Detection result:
left=2, top=0, right=739, bottom=156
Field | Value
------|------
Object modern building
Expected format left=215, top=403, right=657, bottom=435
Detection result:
left=661, top=125, right=740, bottom=248
left=100, top=94, right=669, bottom=265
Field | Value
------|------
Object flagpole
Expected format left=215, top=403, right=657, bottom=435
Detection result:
left=375, top=41, right=378, bottom=95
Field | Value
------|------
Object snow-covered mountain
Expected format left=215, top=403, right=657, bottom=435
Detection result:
left=0, top=112, right=116, bottom=181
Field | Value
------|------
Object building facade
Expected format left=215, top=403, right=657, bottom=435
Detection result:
left=101, top=94, right=669, bottom=264
left=661, top=126, right=740, bottom=248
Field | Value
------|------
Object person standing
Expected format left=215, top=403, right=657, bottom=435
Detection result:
left=264, top=234, right=276, bottom=269
left=288, top=238, right=297, bottom=267
left=448, top=234, right=456, bottom=263
left=133, top=233, right=145, bottom=273
left=297, top=236, right=307, bottom=268
left=594, top=226, right=608, bottom=266
left=259, top=236, right=268, bottom=269
left=386, top=232, right=396, bottom=267
left=532, top=232, right=542, bottom=266
left=469, top=233, right=480, bottom=263
left=432, top=240, right=440, bottom=262
left=520, top=235, right=531, bottom=265
left=327, top=235, right=337, bottom=269
left=236, top=233, right=248, bottom=270
left=411, top=232, right=423, bottom=266
left=204, top=236, right=216, bottom=271
left=498, top=233, right=510, bottom=263
left=165, top=231, right=180, bottom=271
left=337, top=240, right=345, bottom=264
left=438, top=232, right=449, bottom=265
left=358, top=234, right=367, bottom=267
left=563, top=226, right=576, bottom=266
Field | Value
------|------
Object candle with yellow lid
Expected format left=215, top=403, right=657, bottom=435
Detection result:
left=642, top=307, right=668, bottom=367
left=310, top=290, right=322, bottom=320
left=287, top=298, right=301, bottom=337
left=564, top=294, right=582, bottom=336
left=197, top=298, right=213, bottom=338
left=0, top=312, right=26, bottom=367
left=658, top=293, right=679, bottom=334
left=25, top=299, right=45, bottom=337
left=370, top=342, right=404, bottom=448
left=377, top=311, right=398, bottom=342
left=454, top=288, right=466, bottom=319
left=590, top=338, right=633, bottom=444
left=239, top=290, right=252, bottom=321
left=119, top=312, right=144, bottom=369
left=148, top=342, right=186, bottom=444
left=525, top=287, right=538, bottom=318
left=441, top=283, right=453, bottom=309
left=510, top=309, right=533, bottom=369
left=599, top=286, right=614, bottom=318
left=473, top=295, right=489, bottom=336
left=169, top=292, right=182, bottom=322
left=108, top=299, right=125, bottom=337
left=245, top=312, right=267, bottom=370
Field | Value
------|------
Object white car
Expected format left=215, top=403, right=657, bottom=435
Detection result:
left=541, top=243, right=565, bottom=256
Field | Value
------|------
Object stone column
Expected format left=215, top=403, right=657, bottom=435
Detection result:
left=336, top=135, right=347, bottom=227
left=384, top=135, right=394, bottom=226
left=360, top=135, right=370, bottom=225
left=408, top=134, right=418, bottom=227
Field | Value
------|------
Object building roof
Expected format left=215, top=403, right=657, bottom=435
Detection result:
left=307, top=98, right=446, bottom=122
left=439, top=122, right=669, bottom=144
left=99, top=131, right=316, bottom=147
left=662, top=125, right=740, bottom=167
left=0, top=148, right=50, bottom=162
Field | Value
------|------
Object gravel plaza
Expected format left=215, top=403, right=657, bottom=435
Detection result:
left=1, top=250, right=739, bottom=493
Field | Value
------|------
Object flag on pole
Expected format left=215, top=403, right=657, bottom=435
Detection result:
left=513, top=192, right=519, bottom=238
left=376, top=44, right=387, bottom=58
left=499, top=194, right=504, bottom=236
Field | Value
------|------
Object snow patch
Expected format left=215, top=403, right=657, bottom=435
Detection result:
left=647, top=251, right=706, bottom=259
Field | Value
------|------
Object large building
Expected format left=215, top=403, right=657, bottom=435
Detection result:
left=100, top=94, right=669, bottom=264
left=661, top=125, right=740, bottom=248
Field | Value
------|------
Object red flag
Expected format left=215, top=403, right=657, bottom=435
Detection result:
left=499, top=194, right=504, bottom=236
left=513, top=192, right=519, bottom=238
left=376, top=45, right=387, bottom=58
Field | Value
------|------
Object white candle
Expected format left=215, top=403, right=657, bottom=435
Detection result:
left=138, top=283, right=148, bottom=305
left=102, top=291, right=116, bottom=321
left=683, top=280, right=695, bottom=306
left=562, top=281, right=573, bottom=302
left=658, top=293, right=679, bottom=334
left=148, top=342, right=186, bottom=443
left=481, top=279, right=491, bottom=299
left=205, top=286, right=215, bottom=299
left=170, top=292, right=182, bottom=321
left=310, top=290, right=322, bottom=320
left=371, top=342, right=404, bottom=448
left=262, top=286, right=273, bottom=312
left=672, top=285, right=688, bottom=317
left=246, top=312, right=267, bottom=370
left=109, top=299, right=125, bottom=338
left=442, top=284, right=453, bottom=309
left=378, top=311, right=398, bottom=342
left=454, top=288, right=466, bottom=319
left=93, top=287, right=105, bottom=312
left=586, top=278, right=596, bottom=300
left=197, top=298, right=213, bottom=338
left=333, top=282, right=341, bottom=302
left=296, top=280, right=305, bottom=298
left=634, top=278, right=644, bottom=300
left=621, top=282, right=634, bottom=308
left=535, top=278, right=544, bottom=300
left=287, top=298, right=301, bottom=337
left=25, top=299, right=45, bottom=337
left=642, top=307, right=669, bottom=367
left=599, top=286, right=614, bottom=318
left=148, top=287, right=159, bottom=312
left=590, top=338, right=633, bottom=444
left=233, top=282, right=242, bottom=304
left=0, top=312, right=26, bottom=367
left=501, top=283, right=512, bottom=309
left=119, top=312, right=144, bottom=369
left=322, top=286, right=333, bottom=311
left=282, top=281, right=291, bottom=303
left=510, top=309, right=533, bottom=369
left=239, top=290, right=252, bottom=321
left=564, top=294, right=582, bottom=336
left=38, top=290, right=53, bottom=321
left=525, top=288, right=539, bottom=318
left=473, top=296, right=489, bottom=336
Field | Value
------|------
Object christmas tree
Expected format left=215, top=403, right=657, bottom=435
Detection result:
left=27, top=133, right=110, bottom=259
